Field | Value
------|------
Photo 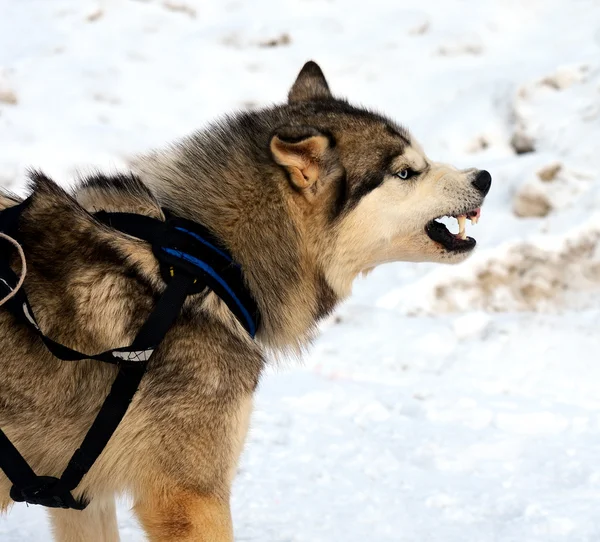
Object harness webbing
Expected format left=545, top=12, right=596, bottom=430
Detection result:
left=0, top=199, right=259, bottom=510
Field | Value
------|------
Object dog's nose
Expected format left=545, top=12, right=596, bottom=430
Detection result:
left=472, top=170, right=491, bottom=196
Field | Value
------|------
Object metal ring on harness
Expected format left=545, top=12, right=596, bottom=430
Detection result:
left=0, top=232, right=26, bottom=307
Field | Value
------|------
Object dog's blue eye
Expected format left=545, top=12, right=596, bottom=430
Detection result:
left=396, top=169, right=411, bottom=180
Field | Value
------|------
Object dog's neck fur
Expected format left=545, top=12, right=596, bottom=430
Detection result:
left=79, top=111, right=341, bottom=353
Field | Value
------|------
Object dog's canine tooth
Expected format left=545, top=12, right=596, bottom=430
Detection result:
left=457, top=215, right=467, bottom=239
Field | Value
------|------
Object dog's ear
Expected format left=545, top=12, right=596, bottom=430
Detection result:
left=270, top=126, right=333, bottom=192
left=288, top=61, right=332, bottom=103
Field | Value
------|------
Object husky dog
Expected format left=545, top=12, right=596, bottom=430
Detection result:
left=0, top=61, right=491, bottom=541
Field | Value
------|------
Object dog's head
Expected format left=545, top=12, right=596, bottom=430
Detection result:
left=271, top=61, right=491, bottom=296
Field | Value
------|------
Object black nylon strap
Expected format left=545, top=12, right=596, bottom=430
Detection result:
left=0, top=428, right=38, bottom=489
left=1, top=261, right=146, bottom=365
left=56, top=273, right=194, bottom=498
left=0, top=199, right=30, bottom=238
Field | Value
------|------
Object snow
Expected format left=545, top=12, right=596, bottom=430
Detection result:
left=2, top=0, right=600, bottom=540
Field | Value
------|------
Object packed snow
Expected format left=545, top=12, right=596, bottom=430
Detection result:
left=1, top=0, right=600, bottom=540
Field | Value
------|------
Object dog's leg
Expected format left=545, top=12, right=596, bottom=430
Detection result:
left=48, top=496, right=120, bottom=542
left=134, top=395, right=253, bottom=541
left=134, top=489, right=233, bottom=542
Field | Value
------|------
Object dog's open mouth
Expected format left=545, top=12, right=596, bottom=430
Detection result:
left=425, top=208, right=481, bottom=252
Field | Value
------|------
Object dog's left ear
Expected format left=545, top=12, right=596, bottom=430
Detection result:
left=288, top=61, right=333, bottom=103
left=270, top=126, right=334, bottom=193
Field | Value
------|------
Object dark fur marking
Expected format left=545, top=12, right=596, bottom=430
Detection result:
left=330, top=170, right=349, bottom=221
left=338, top=144, right=409, bottom=216
left=345, top=170, right=386, bottom=212
left=289, top=99, right=411, bottom=141
left=315, top=273, right=338, bottom=321
left=382, top=150, right=409, bottom=174
left=79, top=172, right=156, bottom=200
left=278, top=133, right=312, bottom=144
left=385, top=124, right=411, bottom=147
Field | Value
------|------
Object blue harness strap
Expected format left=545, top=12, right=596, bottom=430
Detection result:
left=0, top=200, right=260, bottom=510
left=95, top=210, right=260, bottom=338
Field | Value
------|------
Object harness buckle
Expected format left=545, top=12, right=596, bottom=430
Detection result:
left=169, top=266, right=197, bottom=284
left=152, top=227, right=206, bottom=294
left=10, top=476, right=87, bottom=510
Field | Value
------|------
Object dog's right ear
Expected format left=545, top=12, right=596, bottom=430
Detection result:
left=270, top=126, right=333, bottom=193
left=288, top=61, right=333, bottom=103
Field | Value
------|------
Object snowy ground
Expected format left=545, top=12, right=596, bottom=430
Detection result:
left=2, top=0, right=600, bottom=540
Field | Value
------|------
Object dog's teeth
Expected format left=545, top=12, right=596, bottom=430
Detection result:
left=468, top=208, right=481, bottom=225
left=457, top=215, right=467, bottom=240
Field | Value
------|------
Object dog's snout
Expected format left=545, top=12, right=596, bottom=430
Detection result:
left=472, top=170, right=491, bottom=196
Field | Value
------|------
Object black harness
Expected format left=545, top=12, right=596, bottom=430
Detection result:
left=0, top=198, right=259, bottom=510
